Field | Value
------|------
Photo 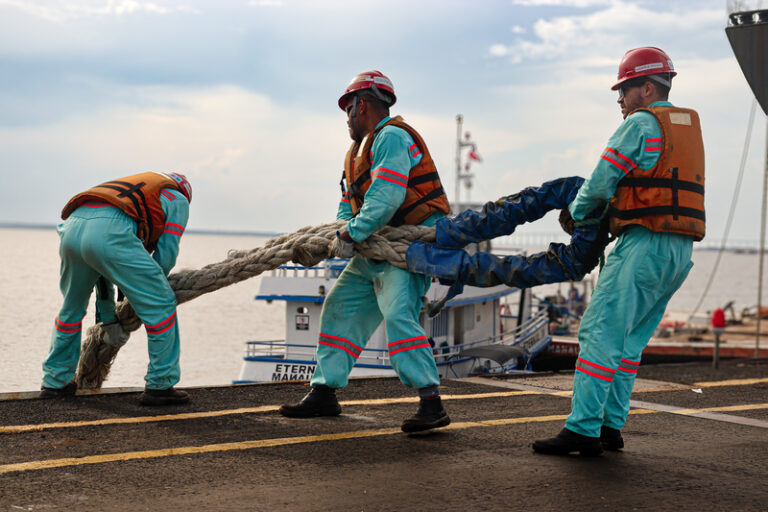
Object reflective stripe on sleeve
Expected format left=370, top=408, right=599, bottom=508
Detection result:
left=163, top=222, right=185, bottom=237
left=373, top=168, right=408, bottom=188
left=644, top=137, right=662, bottom=152
left=601, top=147, right=636, bottom=174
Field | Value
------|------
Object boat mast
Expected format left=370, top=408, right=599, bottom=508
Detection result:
left=455, top=114, right=462, bottom=209
left=454, top=114, right=477, bottom=212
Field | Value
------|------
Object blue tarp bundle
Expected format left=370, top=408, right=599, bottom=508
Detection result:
left=406, top=176, right=611, bottom=300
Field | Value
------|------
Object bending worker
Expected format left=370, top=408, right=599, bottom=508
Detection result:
left=41, top=172, right=193, bottom=406
left=533, top=47, right=705, bottom=455
left=280, top=71, right=453, bottom=432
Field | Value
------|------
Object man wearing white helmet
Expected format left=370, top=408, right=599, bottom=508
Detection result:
left=534, top=48, right=705, bottom=455
left=280, top=71, right=453, bottom=432
left=41, top=171, right=192, bottom=406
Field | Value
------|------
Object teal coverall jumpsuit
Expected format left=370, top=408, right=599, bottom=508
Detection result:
left=310, top=117, right=442, bottom=390
left=42, top=188, right=189, bottom=390
left=566, top=101, right=696, bottom=437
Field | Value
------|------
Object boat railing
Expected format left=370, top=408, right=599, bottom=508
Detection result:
left=265, top=259, right=350, bottom=280
left=245, top=306, right=550, bottom=364
left=431, top=306, right=550, bottom=362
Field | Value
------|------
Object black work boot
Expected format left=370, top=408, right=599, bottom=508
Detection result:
left=39, top=381, right=77, bottom=399
left=279, top=385, right=342, bottom=418
left=532, top=428, right=603, bottom=456
left=401, top=396, right=451, bottom=433
left=140, top=387, right=190, bottom=406
left=600, top=426, right=624, bottom=451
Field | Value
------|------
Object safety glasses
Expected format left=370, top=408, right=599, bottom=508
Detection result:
left=618, top=80, right=646, bottom=99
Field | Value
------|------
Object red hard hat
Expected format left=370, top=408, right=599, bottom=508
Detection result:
left=338, top=70, right=397, bottom=111
left=163, top=172, right=192, bottom=203
left=612, top=47, right=677, bottom=90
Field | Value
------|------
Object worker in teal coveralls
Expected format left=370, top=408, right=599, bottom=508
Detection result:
left=41, top=172, right=193, bottom=406
left=280, top=71, right=453, bottom=432
left=534, top=47, right=704, bottom=455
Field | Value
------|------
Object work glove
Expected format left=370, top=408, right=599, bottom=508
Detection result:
left=102, top=322, right=130, bottom=348
left=292, top=245, right=326, bottom=267
left=559, top=208, right=575, bottom=236
left=329, top=230, right=355, bottom=259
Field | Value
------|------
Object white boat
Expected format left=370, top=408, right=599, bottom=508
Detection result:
left=236, top=249, right=551, bottom=383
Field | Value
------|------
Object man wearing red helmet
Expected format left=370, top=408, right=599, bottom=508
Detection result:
left=534, top=48, right=705, bottom=455
left=280, top=71, right=453, bottom=432
left=41, top=171, right=192, bottom=405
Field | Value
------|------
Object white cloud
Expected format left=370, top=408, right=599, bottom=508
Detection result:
left=0, top=0, right=193, bottom=22
left=511, top=25, right=526, bottom=34
left=492, top=2, right=723, bottom=63
left=512, top=0, right=614, bottom=6
left=489, top=44, right=509, bottom=57
left=250, top=0, right=283, bottom=6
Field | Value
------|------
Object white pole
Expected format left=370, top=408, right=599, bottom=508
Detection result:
left=455, top=114, right=463, bottom=210
left=758, top=118, right=768, bottom=358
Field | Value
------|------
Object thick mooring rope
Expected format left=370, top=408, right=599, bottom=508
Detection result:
left=74, top=220, right=436, bottom=389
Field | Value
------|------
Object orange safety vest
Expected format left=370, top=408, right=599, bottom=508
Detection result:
left=608, top=106, right=706, bottom=241
left=343, top=116, right=450, bottom=226
left=61, top=172, right=184, bottom=250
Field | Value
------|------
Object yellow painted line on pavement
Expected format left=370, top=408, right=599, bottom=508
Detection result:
left=0, top=406, right=279, bottom=434
left=671, top=402, right=768, bottom=416
left=0, top=391, right=536, bottom=435
left=0, top=427, right=402, bottom=476
left=632, top=377, right=768, bottom=394
left=479, top=377, right=768, bottom=397
left=692, top=377, right=768, bottom=388
left=343, top=390, right=538, bottom=406
left=0, top=403, right=764, bottom=475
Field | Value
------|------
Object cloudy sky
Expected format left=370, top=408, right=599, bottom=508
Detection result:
left=0, top=0, right=765, bottom=243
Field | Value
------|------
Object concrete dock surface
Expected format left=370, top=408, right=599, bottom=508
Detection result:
left=1, top=359, right=766, bottom=511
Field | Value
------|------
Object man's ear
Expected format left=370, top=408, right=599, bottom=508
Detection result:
left=642, top=81, right=655, bottom=99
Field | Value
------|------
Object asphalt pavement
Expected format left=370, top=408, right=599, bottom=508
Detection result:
left=0, top=359, right=766, bottom=511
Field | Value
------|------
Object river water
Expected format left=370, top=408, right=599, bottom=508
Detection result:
left=1, top=227, right=764, bottom=392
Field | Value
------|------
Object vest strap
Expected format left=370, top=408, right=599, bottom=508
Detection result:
left=407, top=171, right=440, bottom=187
left=98, top=180, right=154, bottom=243
left=608, top=205, right=706, bottom=222
left=617, top=176, right=704, bottom=195
left=390, top=186, right=446, bottom=226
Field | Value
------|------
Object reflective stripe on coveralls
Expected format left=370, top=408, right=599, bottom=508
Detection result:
left=318, top=333, right=363, bottom=359
left=618, top=358, right=640, bottom=373
left=575, top=357, right=617, bottom=382
left=388, top=335, right=430, bottom=357
left=54, top=316, right=84, bottom=334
